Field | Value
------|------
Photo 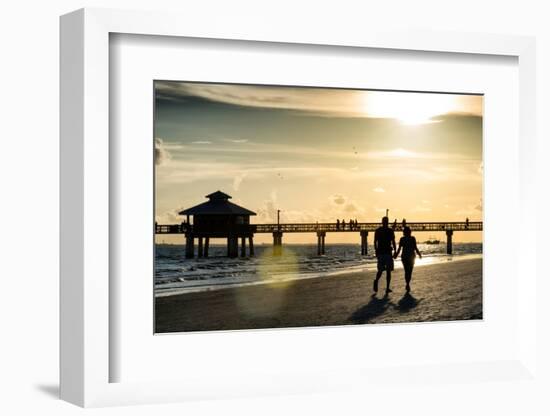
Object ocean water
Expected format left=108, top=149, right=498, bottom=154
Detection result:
left=155, top=242, right=482, bottom=297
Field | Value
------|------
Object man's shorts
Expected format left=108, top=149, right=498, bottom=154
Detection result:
left=377, top=254, right=394, bottom=272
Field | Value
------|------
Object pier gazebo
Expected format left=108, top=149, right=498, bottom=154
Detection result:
left=179, top=191, right=256, bottom=258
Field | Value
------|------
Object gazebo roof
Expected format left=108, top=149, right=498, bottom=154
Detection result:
left=205, top=190, right=232, bottom=201
left=179, top=191, right=256, bottom=216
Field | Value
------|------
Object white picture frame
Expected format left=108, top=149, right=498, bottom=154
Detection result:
left=60, top=8, right=537, bottom=408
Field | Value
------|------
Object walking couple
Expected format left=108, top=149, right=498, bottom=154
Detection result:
left=373, top=216, right=422, bottom=294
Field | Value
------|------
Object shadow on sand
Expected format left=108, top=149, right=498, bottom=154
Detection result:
left=349, top=292, right=423, bottom=324
left=349, top=294, right=392, bottom=324
left=395, top=293, right=422, bottom=313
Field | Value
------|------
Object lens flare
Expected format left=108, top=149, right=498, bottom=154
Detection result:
left=234, top=246, right=299, bottom=319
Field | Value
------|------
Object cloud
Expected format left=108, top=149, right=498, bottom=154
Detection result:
left=163, top=143, right=185, bottom=150
left=256, top=191, right=279, bottom=223
left=373, top=187, right=385, bottom=193
left=155, top=138, right=171, bottom=166
left=233, top=172, right=247, bottom=191
left=412, top=200, right=432, bottom=213
left=367, top=148, right=419, bottom=159
left=327, top=194, right=365, bottom=217
left=155, top=81, right=483, bottom=119
left=155, top=81, right=363, bottom=116
left=455, top=200, right=483, bottom=216
left=255, top=190, right=341, bottom=224
left=157, top=154, right=480, bottom=189
left=475, top=198, right=483, bottom=211
left=413, top=205, right=432, bottom=213
left=344, top=202, right=360, bottom=213
left=277, top=209, right=325, bottom=223
left=224, top=139, right=249, bottom=143
left=155, top=207, right=184, bottom=224
left=171, top=140, right=471, bottom=167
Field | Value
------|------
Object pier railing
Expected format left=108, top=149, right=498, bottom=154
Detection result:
left=254, top=221, right=482, bottom=233
left=155, top=223, right=185, bottom=234
left=156, top=221, right=482, bottom=258
left=156, top=221, right=482, bottom=234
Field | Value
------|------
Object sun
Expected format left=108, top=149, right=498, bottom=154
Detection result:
left=389, top=148, right=415, bottom=158
left=362, top=91, right=458, bottom=125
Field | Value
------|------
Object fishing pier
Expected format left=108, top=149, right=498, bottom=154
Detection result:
left=156, top=191, right=482, bottom=258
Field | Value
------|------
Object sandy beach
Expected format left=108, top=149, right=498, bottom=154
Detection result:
left=155, top=257, right=482, bottom=333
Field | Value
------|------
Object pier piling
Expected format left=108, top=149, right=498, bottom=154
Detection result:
left=360, top=231, right=369, bottom=255
left=198, top=237, right=204, bottom=258
left=228, top=236, right=239, bottom=258
left=248, top=237, right=255, bottom=256
left=317, top=231, right=326, bottom=255
left=273, top=231, right=283, bottom=256
left=446, top=229, right=453, bottom=255
left=241, top=237, right=246, bottom=257
left=185, top=234, right=194, bottom=259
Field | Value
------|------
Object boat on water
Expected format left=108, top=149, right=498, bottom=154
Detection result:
left=424, top=236, right=440, bottom=244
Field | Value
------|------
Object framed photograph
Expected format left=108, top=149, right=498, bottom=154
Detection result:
left=153, top=80, right=484, bottom=334
left=60, top=8, right=537, bottom=408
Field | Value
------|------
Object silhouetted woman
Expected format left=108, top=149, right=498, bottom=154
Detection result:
left=394, top=226, right=422, bottom=292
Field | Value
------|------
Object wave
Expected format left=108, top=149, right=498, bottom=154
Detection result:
left=154, top=243, right=482, bottom=297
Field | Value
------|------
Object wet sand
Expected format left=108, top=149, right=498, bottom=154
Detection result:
left=155, top=258, right=482, bottom=333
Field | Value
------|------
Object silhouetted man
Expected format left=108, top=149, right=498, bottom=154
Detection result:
left=373, top=216, right=396, bottom=294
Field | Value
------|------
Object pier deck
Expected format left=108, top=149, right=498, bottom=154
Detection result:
left=155, top=221, right=482, bottom=258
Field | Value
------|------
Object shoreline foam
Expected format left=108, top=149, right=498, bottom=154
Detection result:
left=155, top=253, right=482, bottom=298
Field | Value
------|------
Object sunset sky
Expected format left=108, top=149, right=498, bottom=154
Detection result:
left=154, top=81, right=483, bottom=244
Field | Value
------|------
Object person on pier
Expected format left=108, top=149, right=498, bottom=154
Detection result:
left=373, top=216, right=396, bottom=294
left=394, top=226, right=422, bottom=293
